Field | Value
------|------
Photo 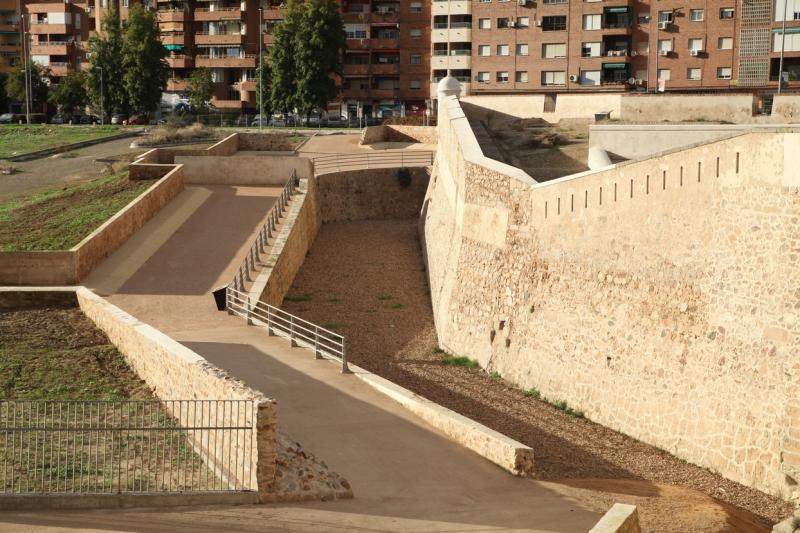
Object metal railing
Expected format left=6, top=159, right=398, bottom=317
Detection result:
left=0, top=400, right=255, bottom=494
left=311, top=150, right=435, bottom=176
left=229, top=171, right=297, bottom=292
left=226, top=286, right=350, bottom=373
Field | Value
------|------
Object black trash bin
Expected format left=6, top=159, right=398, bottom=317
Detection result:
left=212, top=285, right=228, bottom=311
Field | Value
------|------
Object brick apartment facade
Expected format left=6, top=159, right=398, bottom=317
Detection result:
left=9, top=0, right=800, bottom=114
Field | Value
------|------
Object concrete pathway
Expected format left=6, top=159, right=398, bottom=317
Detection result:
left=297, top=133, right=437, bottom=159
left=0, top=180, right=604, bottom=532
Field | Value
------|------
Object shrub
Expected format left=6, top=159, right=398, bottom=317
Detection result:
left=524, top=387, right=541, bottom=399
left=397, top=167, right=412, bottom=188
left=490, top=370, right=502, bottom=381
left=442, top=355, right=480, bottom=369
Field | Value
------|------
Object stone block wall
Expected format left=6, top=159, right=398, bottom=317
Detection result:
left=360, top=125, right=437, bottom=145
left=74, top=288, right=277, bottom=494
left=176, top=155, right=312, bottom=185
left=424, top=94, right=800, bottom=500
left=317, top=167, right=430, bottom=222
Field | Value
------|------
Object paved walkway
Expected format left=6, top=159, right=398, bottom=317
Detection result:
left=0, top=180, right=603, bottom=531
left=297, top=133, right=437, bottom=159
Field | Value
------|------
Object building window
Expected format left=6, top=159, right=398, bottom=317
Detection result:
left=657, top=68, right=671, bottom=81
left=478, top=44, right=490, bottom=56
left=541, top=70, right=566, bottom=85
left=515, top=71, right=528, bottom=82
left=774, top=0, right=800, bottom=21
left=544, top=0, right=568, bottom=4
left=718, top=37, right=733, bottom=49
left=477, top=71, right=490, bottom=82
left=410, top=54, right=421, bottom=64
left=410, top=80, right=421, bottom=89
left=497, top=44, right=509, bottom=56
left=658, top=39, right=672, bottom=52
left=478, top=0, right=490, bottom=3
left=720, top=8, right=735, bottom=19
left=687, top=68, right=702, bottom=80
left=542, top=43, right=567, bottom=58
left=581, top=42, right=601, bottom=57
left=689, top=9, right=704, bottom=21
left=717, top=66, right=732, bottom=79
left=478, top=18, right=491, bottom=29
left=688, top=38, right=704, bottom=51
left=410, top=28, right=422, bottom=38
left=658, top=11, right=674, bottom=23
left=637, top=14, right=650, bottom=24
left=516, top=43, right=529, bottom=56
left=580, top=70, right=601, bottom=85
left=497, top=17, right=511, bottom=28
left=583, top=14, right=601, bottom=30
left=517, top=17, right=529, bottom=28
left=496, top=71, right=509, bottom=83
left=122, top=0, right=128, bottom=7
left=410, top=2, right=422, bottom=13
left=542, top=16, right=567, bottom=31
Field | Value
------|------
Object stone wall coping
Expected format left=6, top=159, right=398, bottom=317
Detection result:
left=590, top=124, right=800, bottom=132
left=589, top=503, right=641, bottom=533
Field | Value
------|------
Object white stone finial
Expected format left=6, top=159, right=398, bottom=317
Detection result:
left=437, top=75, right=461, bottom=99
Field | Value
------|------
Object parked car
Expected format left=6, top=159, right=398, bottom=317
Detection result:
left=127, top=114, right=147, bottom=125
left=0, top=113, right=19, bottom=124
left=50, top=114, right=66, bottom=124
left=110, top=114, right=128, bottom=125
left=28, top=114, right=47, bottom=124
left=234, top=115, right=249, bottom=126
left=250, top=116, right=270, bottom=127
left=80, top=115, right=101, bottom=125
left=325, top=115, right=346, bottom=128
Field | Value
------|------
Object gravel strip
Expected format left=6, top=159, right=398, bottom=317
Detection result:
left=282, top=218, right=794, bottom=531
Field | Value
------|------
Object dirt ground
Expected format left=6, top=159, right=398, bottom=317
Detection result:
left=282, top=218, right=793, bottom=533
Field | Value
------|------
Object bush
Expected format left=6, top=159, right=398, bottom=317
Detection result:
left=397, top=167, right=412, bottom=188
left=141, top=123, right=214, bottom=146
left=442, top=355, right=480, bottom=369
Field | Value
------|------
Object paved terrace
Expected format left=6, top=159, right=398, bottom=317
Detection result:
left=0, top=158, right=602, bottom=532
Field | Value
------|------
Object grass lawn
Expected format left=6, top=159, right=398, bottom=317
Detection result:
left=0, top=170, right=155, bottom=251
left=0, top=124, right=123, bottom=158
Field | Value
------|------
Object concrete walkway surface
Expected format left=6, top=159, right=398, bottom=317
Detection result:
left=0, top=175, right=604, bottom=532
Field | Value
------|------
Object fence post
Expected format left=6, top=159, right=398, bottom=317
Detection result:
left=401, top=150, right=404, bottom=167
left=227, top=286, right=233, bottom=315
left=246, top=296, right=253, bottom=325
left=289, top=316, right=298, bottom=347
left=266, top=306, right=274, bottom=336
left=314, top=326, right=323, bottom=360
left=341, top=338, right=351, bottom=374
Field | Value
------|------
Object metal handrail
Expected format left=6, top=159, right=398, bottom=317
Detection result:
left=228, top=171, right=297, bottom=293
left=226, top=286, right=350, bottom=373
left=311, top=150, right=435, bottom=176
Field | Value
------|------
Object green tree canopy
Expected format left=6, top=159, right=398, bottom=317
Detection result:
left=186, top=68, right=214, bottom=113
left=48, top=70, right=88, bottom=115
left=122, top=4, right=169, bottom=113
left=87, top=3, right=127, bottom=115
left=5, top=63, right=49, bottom=111
left=268, top=0, right=302, bottom=115
left=0, top=72, right=9, bottom=113
left=294, top=0, right=346, bottom=119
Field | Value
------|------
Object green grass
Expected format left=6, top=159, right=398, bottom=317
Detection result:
left=0, top=170, right=155, bottom=251
left=431, top=346, right=445, bottom=354
left=0, top=124, right=123, bottom=158
left=389, top=302, right=404, bottom=309
left=490, top=370, right=502, bottom=381
left=284, top=293, right=313, bottom=302
left=321, top=323, right=347, bottom=331
left=377, top=294, right=393, bottom=300
left=442, top=355, right=481, bottom=369
left=524, top=387, right=541, bottom=399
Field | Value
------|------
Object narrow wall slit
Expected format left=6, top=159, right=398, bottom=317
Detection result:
left=680, top=166, right=684, bottom=186
left=544, top=201, right=548, bottom=218
left=736, top=152, right=740, bottom=174
left=599, top=186, right=603, bottom=206
left=629, top=179, right=633, bottom=198
left=584, top=190, right=588, bottom=209
left=697, top=161, right=702, bottom=182
left=614, top=182, right=617, bottom=201
left=557, top=197, right=561, bottom=215
left=646, top=175, right=650, bottom=195
left=662, top=170, right=666, bottom=190
left=571, top=194, right=574, bottom=212
left=716, top=157, right=720, bottom=178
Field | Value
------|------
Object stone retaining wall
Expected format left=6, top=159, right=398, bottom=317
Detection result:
left=317, top=167, right=430, bottom=222
left=360, top=125, right=437, bottom=145
left=424, top=94, right=800, bottom=500
left=0, top=165, right=184, bottom=286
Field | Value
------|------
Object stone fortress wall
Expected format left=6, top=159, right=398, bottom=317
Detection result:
left=422, top=94, right=800, bottom=500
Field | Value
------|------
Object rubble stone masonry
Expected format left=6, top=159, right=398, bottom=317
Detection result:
left=422, top=94, right=800, bottom=500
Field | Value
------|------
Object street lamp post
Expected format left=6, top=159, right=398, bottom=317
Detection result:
left=258, top=6, right=263, bottom=131
left=98, top=67, right=104, bottom=125
left=778, top=0, right=788, bottom=94
left=20, top=17, right=30, bottom=123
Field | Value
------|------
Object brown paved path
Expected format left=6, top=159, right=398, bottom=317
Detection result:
left=0, top=183, right=604, bottom=532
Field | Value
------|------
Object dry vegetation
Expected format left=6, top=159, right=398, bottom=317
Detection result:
left=139, top=123, right=216, bottom=146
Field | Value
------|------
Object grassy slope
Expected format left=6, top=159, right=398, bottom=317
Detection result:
left=0, top=170, right=154, bottom=251
left=0, top=125, right=122, bottom=158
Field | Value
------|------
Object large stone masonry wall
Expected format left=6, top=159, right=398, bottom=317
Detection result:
left=423, top=94, right=800, bottom=500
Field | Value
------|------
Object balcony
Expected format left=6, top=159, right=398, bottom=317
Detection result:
left=370, top=37, right=399, bottom=49
left=431, top=27, right=471, bottom=43
left=210, top=97, right=243, bottom=108
left=368, top=88, right=398, bottom=98
left=431, top=50, right=470, bottom=70
left=262, top=6, right=284, bottom=20
left=238, top=80, right=256, bottom=91
left=26, top=3, right=70, bottom=14
left=432, top=0, right=470, bottom=16
left=0, top=43, right=19, bottom=53
left=166, top=55, right=193, bottom=68
left=166, top=78, right=188, bottom=91
left=31, top=41, right=72, bottom=55
left=161, top=33, right=185, bottom=46
left=369, top=11, right=400, bottom=23
left=158, top=10, right=185, bottom=22
left=371, top=63, right=400, bottom=75
left=196, top=32, right=243, bottom=45
left=29, top=23, right=70, bottom=35
left=194, top=8, right=241, bottom=21
left=343, top=63, right=370, bottom=75
left=0, top=22, right=18, bottom=33
left=48, top=62, right=70, bottom=76
left=196, top=54, right=255, bottom=68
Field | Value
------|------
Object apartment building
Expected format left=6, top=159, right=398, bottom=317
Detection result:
left=431, top=0, right=800, bottom=96
left=23, top=1, right=89, bottom=78
left=0, top=0, right=20, bottom=73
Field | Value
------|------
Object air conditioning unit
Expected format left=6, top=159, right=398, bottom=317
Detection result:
left=631, top=51, right=638, bottom=56
left=657, top=21, right=669, bottom=29
left=659, top=49, right=669, bottom=56
left=568, top=74, right=578, bottom=82
left=535, top=20, right=542, bottom=26
left=517, top=0, right=527, bottom=5
left=508, top=21, right=515, bottom=27
left=689, top=49, right=699, bottom=56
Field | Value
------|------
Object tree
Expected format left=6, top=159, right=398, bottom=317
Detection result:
left=122, top=4, right=169, bottom=113
left=5, top=63, right=49, bottom=111
left=0, top=72, right=8, bottom=113
left=186, top=68, right=214, bottom=113
left=87, top=3, right=127, bottom=115
left=269, top=0, right=302, bottom=116
left=294, top=0, right=346, bottom=121
left=255, top=57, right=273, bottom=119
left=48, top=70, right=88, bottom=115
